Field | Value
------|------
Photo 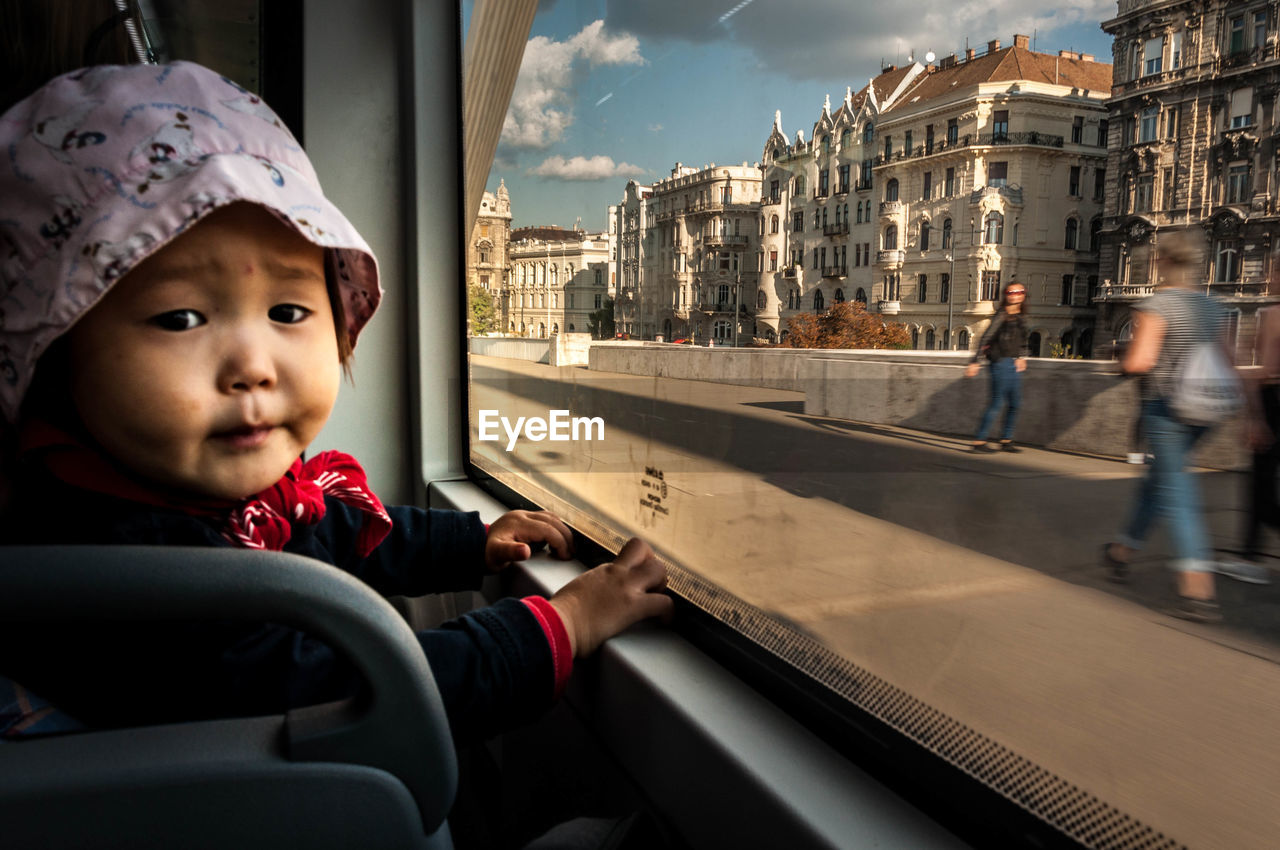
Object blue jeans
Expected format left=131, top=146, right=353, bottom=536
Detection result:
left=974, top=358, right=1021, bottom=442
left=1118, top=399, right=1212, bottom=573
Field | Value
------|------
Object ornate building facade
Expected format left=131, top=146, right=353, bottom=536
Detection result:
left=502, top=226, right=610, bottom=338
left=1097, top=0, right=1280, bottom=355
left=761, top=36, right=1112, bottom=354
left=467, top=180, right=511, bottom=294
left=615, top=162, right=762, bottom=342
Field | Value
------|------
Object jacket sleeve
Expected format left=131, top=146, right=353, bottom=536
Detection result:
left=971, top=312, right=1007, bottom=363
left=314, top=501, right=488, bottom=597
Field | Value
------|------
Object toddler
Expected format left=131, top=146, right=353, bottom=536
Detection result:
left=0, top=61, right=672, bottom=741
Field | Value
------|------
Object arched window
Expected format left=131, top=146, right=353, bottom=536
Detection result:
left=834, top=288, right=845, bottom=304
left=538, top=322, right=546, bottom=337
left=757, top=290, right=766, bottom=309
left=855, top=288, right=867, bottom=304
left=552, top=323, right=559, bottom=334
left=884, top=225, right=899, bottom=250
left=813, top=289, right=825, bottom=311
left=771, top=215, right=779, bottom=233
left=841, top=129, right=852, bottom=149
left=550, top=265, right=557, bottom=285
left=925, top=328, right=936, bottom=350
left=911, top=327, right=920, bottom=348
left=794, top=175, right=806, bottom=195
left=843, top=203, right=849, bottom=223
left=1028, top=331, right=1042, bottom=357
left=552, top=293, right=558, bottom=308
left=920, top=220, right=931, bottom=251
left=984, top=212, right=1004, bottom=244
left=1089, top=216, right=1102, bottom=251
left=942, top=218, right=953, bottom=249
left=958, top=329, right=970, bottom=350
left=569, top=324, right=575, bottom=332
left=885, top=179, right=899, bottom=202
left=1065, top=217, right=1079, bottom=250
left=863, top=123, right=874, bottom=144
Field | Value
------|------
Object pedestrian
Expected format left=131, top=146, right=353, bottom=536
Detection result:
left=1217, top=304, right=1280, bottom=585
left=964, top=281, right=1030, bottom=452
left=1102, top=230, right=1228, bottom=622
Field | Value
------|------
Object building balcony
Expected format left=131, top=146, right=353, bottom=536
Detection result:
left=877, top=249, right=905, bottom=266
left=1094, top=282, right=1154, bottom=302
left=782, top=266, right=799, bottom=279
left=703, top=233, right=749, bottom=249
left=834, top=184, right=851, bottom=196
left=814, top=189, right=830, bottom=200
left=654, top=199, right=761, bottom=220
left=760, top=195, right=782, bottom=206
left=855, top=179, right=873, bottom=192
left=877, top=300, right=901, bottom=315
left=1209, top=281, right=1271, bottom=298
left=697, top=302, right=736, bottom=313
left=821, top=265, right=848, bottom=278
left=969, top=184, right=1023, bottom=205
left=823, top=221, right=850, bottom=236
left=873, top=131, right=1065, bottom=167
left=879, top=200, right=903, bottom=216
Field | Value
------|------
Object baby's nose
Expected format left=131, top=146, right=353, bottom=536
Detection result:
left=218, top=337, right=278, bottom=392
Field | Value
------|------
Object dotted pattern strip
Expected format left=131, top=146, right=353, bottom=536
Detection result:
left=665, top=563, right=1188, bottom=850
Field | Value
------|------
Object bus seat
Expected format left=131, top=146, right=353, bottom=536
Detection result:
left=0, top=546, right=457, bottom=850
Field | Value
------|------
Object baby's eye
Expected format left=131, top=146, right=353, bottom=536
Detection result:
left=149, top=309, right=205, bottom=331
left=269, top=304, right=312, bottom=324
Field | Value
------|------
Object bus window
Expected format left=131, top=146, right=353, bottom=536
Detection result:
left=462, top=4, right=1280, bottom=848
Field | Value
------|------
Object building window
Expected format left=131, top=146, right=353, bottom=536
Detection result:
left=1164, top=106, right=1179, bottom=139
left=855, top=288, right=867, bottom=304
left=946, top=118, right=958, bottom=145
left=863, top=123, right=874, bottom=144
left=885, top=179, right=899, bottom=202
left=594, top=293, right=602, bottom=309
left=834, top=288, right=845, bottom=304
left=926, top=124, right=935, bottom=154
left=904, top=130, right=913, bottom=154
left=1171, top=30, right=1183, bottom=68
left=940, top=273, right=951, bottom=304
left=1065, top=218, right=1079, bottom=250
left=860, top=159, right=873, bottom=187
left=794, top=175, right=806, bottom=195
left=1061, top=274, right=1073, bottom=305
left=922, top=171, right=932, bottom=200
left=988, top=161, right=1008, bottom=187
left=1230, top=15, right=1246, bottom=54
left=886, top=274, right=901, bottom=300
left=920, top=221, right=930, bottom=251
left=992, top=110, right=1009, bottom=140
left=770, top=179, right=779, bottom=201
left=942, top=218, right=953, bottom=249
left=1071, top=116, right=1084, bottom=144
left=1227, top=162, right=1251, bottom=204
left=769, top=249, right=778, bottom=271
left=945, top=167, right=956, bottom=196
left=884, top=224, right=899, bottom=250
left=771, top=215, right=779, bottom=234
left=793, top=212, right=804, bottom=232
left=1093, top=167, right=1106, bottom=202
left=1162, top=167, right=1175, bottom=209
left=917, top=274, right=928, bottom=303
left=1090, top=217, right=1103, bottom=252
left=981, top=271, right=1001, bottom=301
left=1216, top=240, right=1241, bottom=282
left=838, top=164, right=850, bottom=193
left=984, top=212, right=1004, bottom=244
left=757, top=290, right=766, bottom=310
left=819, top=169, right=830, bottom=197
left=911, top=327, right=920, bottom=348
left=1069, top=165, right=1081, bottom=196
left=1135, top=174, right=1154, bottom=211
left=1140, top=106, right=1158, bottom=142
left=1098, top=119, right=1109, bottom=147
left=1231, top=88, right=1254, bottom=128
left=1256, top=9, right=1268, bottom=49
left=884, top=135, right=892, bottom=160
left=1143, top=34, right=1163, bottom=76
left=813, top=289, right=825, bottom=312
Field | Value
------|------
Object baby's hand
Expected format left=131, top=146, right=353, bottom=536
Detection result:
left=548, top=538, right=673, bottom=657
left=485, top=510, right=574, bottom=571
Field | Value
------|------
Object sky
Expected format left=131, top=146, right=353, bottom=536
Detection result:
left=465, top=0, right=1116, bottom=231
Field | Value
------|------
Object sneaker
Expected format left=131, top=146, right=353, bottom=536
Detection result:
left=1215, top=558, right=1272, bottom=585
left=1168, top=596, right=1222, bottom=623
left=1101, top=543, right=1129, bottom=583
left=999, top=441, right=1022, bottom=453
left=1126, top=452, right=1145, bottom=464
left=969, top=442, right=997, bottom=453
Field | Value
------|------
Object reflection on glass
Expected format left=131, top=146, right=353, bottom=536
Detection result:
left=465, top=4, right=1280, bottom=846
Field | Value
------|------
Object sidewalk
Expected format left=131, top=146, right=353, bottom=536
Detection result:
left=472, top=354, right=1280, bottom=848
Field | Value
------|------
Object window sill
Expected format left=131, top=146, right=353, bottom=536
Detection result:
left=429, top=479, right=963, bottom=849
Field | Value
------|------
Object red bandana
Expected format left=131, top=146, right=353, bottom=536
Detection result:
left=224, top=450, right=391, bottom=557
left=21, top=419, right=391, bottom=557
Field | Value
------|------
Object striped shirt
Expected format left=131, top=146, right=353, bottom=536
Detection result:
left=1136, top=287, right=1228, bottom=402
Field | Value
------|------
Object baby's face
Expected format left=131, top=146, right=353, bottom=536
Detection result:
left=67, top=202, right=341, bottom=500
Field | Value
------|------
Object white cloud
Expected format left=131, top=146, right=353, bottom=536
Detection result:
left=648, top=123, right=664, bottom=132
left=526, top=155, right=646, bottom=181
left=501, top=20, right=644, bottom=150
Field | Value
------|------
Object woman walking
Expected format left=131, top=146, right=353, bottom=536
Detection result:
left=1102, top=231, right=1227, bottom=622
left=965, top=282, right=1030, bottom=452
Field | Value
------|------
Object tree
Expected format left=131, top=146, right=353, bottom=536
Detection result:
left=467, top=282, right=497, bottom=336
left=782, top=301, right=911, bottom=350
left=587, top=297, right=615, bottom=339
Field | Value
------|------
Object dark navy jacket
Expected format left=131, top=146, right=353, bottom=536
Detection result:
left=0, top=473, right=555, bottom=743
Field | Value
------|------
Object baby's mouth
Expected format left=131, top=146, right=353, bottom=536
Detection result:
left=213, top=424, right=276, bottom=449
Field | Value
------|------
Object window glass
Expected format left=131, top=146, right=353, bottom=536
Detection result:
left=460, top=5, right=1273, bottom=846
